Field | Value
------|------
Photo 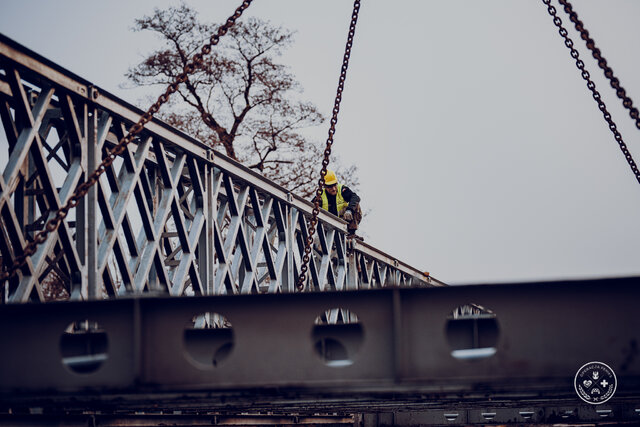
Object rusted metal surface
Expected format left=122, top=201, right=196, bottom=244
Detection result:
left=542, top=0, right=640, bottom=185
left=558, top=0, right=640, bottom=131
left=0, top=413, right=356, bottom=426
left=299, top=0, right=361, bottom=289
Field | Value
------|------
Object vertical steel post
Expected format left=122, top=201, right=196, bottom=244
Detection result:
left=202, top=163, right=214, bottom=296
left=76, top=170, right=86, bottom=291
left=211, top=167, right=221, bottom=295
left=286, top=193, right=295, bottom=293
left=347, top=245, right=357, bottom=290
left=86, top=107, right=98, bottom=299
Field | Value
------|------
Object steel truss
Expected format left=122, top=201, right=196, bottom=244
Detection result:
left=0, top=34, right=442, bottom=303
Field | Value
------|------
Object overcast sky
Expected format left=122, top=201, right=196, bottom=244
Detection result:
left=1, top=0, right=640, bottom=285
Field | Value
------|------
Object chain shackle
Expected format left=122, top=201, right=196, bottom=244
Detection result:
left=557, top=0, right=640, bottom=130
left=542, top=0, right=640, bottom=185
left=0, top=0, right=254, bottom=287
left=296, top=0, right=361, bottom=291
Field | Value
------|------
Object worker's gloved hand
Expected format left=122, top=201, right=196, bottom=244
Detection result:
left=343, top=210, right=353, bottom=222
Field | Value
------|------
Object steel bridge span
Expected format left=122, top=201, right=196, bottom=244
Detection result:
left=1, top=34, right=639, bottom=425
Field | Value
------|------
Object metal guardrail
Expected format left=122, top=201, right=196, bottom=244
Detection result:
left=0, top=33, right=444, bottom=303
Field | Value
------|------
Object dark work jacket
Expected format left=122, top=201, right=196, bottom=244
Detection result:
left=316, top=185, right=360, bottom=216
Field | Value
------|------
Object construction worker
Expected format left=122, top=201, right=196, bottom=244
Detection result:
left=316, top=170, right=362, bottom=237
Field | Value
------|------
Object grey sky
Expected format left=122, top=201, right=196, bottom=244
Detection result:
left=1, top=0, right=639, bottom=284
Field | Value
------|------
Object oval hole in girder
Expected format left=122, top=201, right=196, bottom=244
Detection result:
left=183, top=312, right=234, bottom=369
left=60, top=319, right=109, bottom=374
left=312, top=308, right=364, bottom=367
left=446, top=303, right=499, bottom=361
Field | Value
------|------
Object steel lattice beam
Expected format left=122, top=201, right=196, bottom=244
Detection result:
left=0, top=33, right=442, bottom=304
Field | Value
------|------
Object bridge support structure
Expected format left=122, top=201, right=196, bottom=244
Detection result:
left=0, top=34, right=441, bottom=305
left=0, top=277, right=639, bottom=424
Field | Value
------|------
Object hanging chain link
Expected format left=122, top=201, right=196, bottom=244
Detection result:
left=296, top=0, right=361, bottom=291
left=558, top=0, right=640, bottom=130
left=0, top=0, right=253, bottom=285
left=542, top=0, right=640, bottom=185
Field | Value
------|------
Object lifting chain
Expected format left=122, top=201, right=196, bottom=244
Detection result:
left=0, top=0, right=253, bottom=286
left=296, top=0, right=361, bottom=291
left=558, top=0, right=640, bottom=130
left=542, top=0, right=640, bottom=185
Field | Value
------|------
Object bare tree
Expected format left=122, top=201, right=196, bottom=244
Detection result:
left=126, top=3, right=358, bottom=197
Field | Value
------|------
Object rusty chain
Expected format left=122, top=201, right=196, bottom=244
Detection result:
left=558, top=0, right=640, bottom=130
left=0, top=0, right=253, bottom=286
left=542, top=0, right=640, bottom=185
left=296, top=0, right=361, bottom=291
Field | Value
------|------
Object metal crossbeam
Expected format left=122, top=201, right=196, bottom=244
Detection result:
left=0, top=414, right=357, bottom=426
left=0, top=277, right=638, bottom=423
left=0, top=33, right=442, bottom=303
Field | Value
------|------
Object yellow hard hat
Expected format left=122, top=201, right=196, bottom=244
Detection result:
left=324, top=170, right=338, bottom=185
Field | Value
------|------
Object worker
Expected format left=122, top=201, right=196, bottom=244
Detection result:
left=316, top=170, right=362, bottom=238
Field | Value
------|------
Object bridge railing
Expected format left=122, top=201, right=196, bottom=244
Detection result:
left=0, top=34, right=443, bottom=303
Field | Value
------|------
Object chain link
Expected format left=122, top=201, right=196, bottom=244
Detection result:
left=558, top=0, right=640, bottom=130
left=542, top=0, right=640, bottom=185
left=296, top=0, right=361, bottom=291
left=1, top=0, right=253, bottom=286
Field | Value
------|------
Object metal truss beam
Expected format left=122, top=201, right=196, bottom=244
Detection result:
left=0, top=33, right=442, bottom=303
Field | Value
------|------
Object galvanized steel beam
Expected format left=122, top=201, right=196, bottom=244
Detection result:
left=0, top=277, right=638, bottom=412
